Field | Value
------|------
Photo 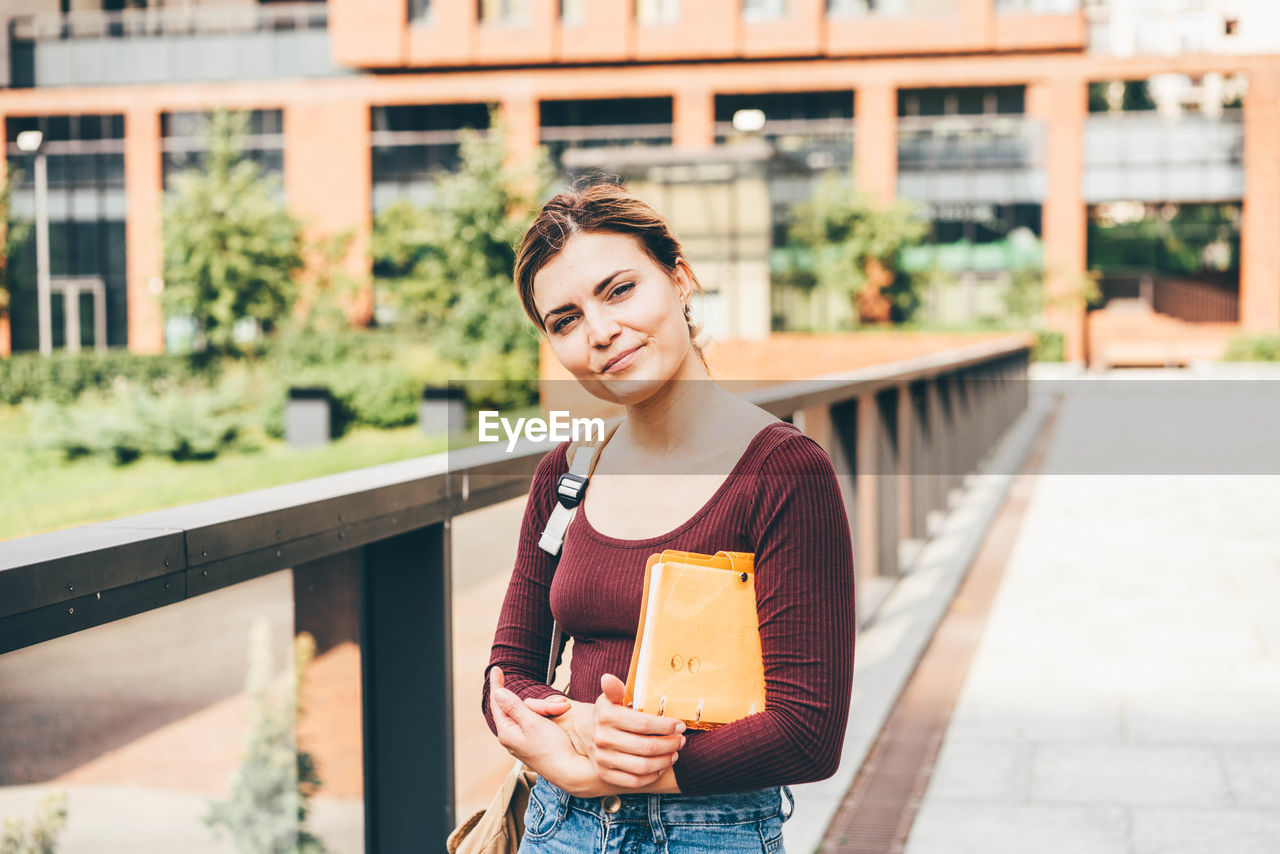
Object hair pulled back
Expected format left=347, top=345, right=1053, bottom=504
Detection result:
left=514, top=183, right=710, bottom=365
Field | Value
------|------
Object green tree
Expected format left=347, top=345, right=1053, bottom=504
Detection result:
left=371, top=122, right=549, bottom=398
left=0, top=170, right=32, bottom=323
left=787, top=172, right=928, bottom=324
left=1, top=791, right=68, bottom=854
left=205, top=621, right=327, bottom=854
left=162, top=111, right=304, bottom=353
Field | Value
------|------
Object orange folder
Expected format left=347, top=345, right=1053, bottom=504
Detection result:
left=623, top=550, right=766, bottom=731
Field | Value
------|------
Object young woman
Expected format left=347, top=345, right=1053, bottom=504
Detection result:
left=482, top=184, right=856, bottom=853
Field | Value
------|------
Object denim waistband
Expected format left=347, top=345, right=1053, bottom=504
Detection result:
left=537, top=778, right=794, bottom=825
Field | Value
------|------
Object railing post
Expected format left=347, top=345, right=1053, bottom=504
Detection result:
left=897, top=382, right=924, bottom=542
left=294, top=549, right=360, bottom=655
left=856, top=393, right=881, bottom=581
left=360, top=522, right=453, bottom=853
left=857, top=391, right=900, bottom=580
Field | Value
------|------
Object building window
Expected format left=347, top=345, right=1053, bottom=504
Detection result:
left=898, top=86, right=1025, bottom=118
left=161, top=110, right=285, bottom=189
left=828, top=0, right=958, bottom=16
left=637, top=0, right=680, bottom=26
left=540, top=97, right=674, bottom=175
left=994, top=0, right=1080, bottom=12
left=370, top=103, right=491, bottom=213
left=561, top=0, right=584, bottom=26
left=5, top=114, right=128, bottom=351
left=409, top=0, right=431, bottom=22
left=480, top=0, right=530, bottom=25
left=743, top=0, right=787, bottom=21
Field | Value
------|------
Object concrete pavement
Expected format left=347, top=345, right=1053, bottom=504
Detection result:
left=904, top=374, right=1280, bottom=854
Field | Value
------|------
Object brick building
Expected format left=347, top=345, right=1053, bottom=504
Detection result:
left=2, top=0, right=1278, bottom=362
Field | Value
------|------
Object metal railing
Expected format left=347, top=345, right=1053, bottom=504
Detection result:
left=898, top=115, right=1043, bottom=172
left=1098, top=271, right=1239, bottom=323
left=0, top=338, right=1030, bottom=851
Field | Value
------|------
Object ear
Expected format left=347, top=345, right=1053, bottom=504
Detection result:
left=671, top=258, right=695, bottom=305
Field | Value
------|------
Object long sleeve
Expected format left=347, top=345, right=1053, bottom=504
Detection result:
left=670, top=434, right=857, bottom=794
left=480, top=443, right=571, bottom=736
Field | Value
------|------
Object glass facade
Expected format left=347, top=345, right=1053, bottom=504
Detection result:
left=540, top=97, right=674, bottom=176
left=370, top=103, right=491, bottom=212
left=480, top=0, right=531, bottom=25
left=636, top=0, right=681, bottom=25
left=996, top=0, right=1079, bottom=12
left=6, top=114, right=127, bottom=351
left=896, top=86, right=1043, bottom=277
left=743, top=0, right=789, bottom=21
left=8, top=3, right=344, bottom=89
left=161, top=109, right=285, bottom=189
left=827, top=0, right=957, bottom=16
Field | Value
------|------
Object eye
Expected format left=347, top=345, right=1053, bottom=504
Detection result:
left=610, top=282, right=635, bottom=298
left=550, top=314, right=577, bottom=334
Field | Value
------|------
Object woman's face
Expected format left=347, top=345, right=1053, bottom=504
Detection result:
left=531, top=230, right=695, bottom=405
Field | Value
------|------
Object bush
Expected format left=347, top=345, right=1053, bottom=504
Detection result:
left=1223, top=332, right=1280, bottom=362
left=30, top=386, right=251, bottom=465
left=1, top=790, right=68, bottom=854
left=0, top=350, right=218, bottom=407
left=1032, top=330, right=1066, bottom=363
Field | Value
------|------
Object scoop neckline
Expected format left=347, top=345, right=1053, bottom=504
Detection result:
left=574, top=420, right=798, bottom=549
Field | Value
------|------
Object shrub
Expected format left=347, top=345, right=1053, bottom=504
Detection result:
left=1032, top=330, right=1066, bottom=363
left=30, top=386, right=250, bottom=465
left=0, top=350, right=217, bottom=407
left=1, top=790, right=68, bottom=854
left=1223, top=332, right=1280, bottom=362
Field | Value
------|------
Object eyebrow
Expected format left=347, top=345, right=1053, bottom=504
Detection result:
left=541, top=268, right=636, bottom=327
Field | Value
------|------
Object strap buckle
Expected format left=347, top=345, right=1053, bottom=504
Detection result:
left=555, top=472, right=589, bottom=509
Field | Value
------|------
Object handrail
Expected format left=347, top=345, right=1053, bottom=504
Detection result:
left=0, top=337, right=1031, bottom=851
left=0, top=336, right=1029, bottom=654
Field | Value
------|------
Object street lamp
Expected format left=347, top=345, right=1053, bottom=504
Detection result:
left=16, top=129, right=51, bottom=356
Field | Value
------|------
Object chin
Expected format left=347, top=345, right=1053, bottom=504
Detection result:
left=579, top=374, right=668, bottom=407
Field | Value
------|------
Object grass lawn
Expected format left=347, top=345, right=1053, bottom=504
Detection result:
left=1, top=406, right=458, bottom=542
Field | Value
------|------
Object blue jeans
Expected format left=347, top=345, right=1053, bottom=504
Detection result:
left=517, top=777, right=794, bottom=853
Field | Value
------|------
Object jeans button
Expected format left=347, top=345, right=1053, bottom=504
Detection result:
left=601, top=795, right=622, bottom=814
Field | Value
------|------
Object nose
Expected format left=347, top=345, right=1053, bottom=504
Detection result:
left=582, top=306, right=621, bottom=349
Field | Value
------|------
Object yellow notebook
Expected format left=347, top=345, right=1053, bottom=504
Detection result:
left=623, top=550, right=766, bottom=731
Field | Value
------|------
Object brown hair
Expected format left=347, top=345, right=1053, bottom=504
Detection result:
left=514, top=183, right=710, bottom=366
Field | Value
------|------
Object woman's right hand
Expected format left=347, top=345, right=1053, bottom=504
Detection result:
left=523, top=674, right=685, bottom=789
left=586, top=673, right=685, bottom=789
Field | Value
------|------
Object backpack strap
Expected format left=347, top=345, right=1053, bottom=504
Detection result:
left=538, top=419, right=621, bottom=687
left=537, top=420, right=621, bottom=556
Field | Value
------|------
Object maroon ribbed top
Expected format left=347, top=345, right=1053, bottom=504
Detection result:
left=481, top=421, right=857, bottom=795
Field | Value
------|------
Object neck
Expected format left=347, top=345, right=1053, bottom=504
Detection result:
left=621, top=349, right=725, bottom=455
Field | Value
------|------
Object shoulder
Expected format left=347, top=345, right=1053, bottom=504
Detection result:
left=532, top=440, right=572, bottom=485
left=755, top=423, right=839, bottom=480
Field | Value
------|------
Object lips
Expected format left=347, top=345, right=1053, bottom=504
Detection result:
left=601, top=345, right=643, bottom=374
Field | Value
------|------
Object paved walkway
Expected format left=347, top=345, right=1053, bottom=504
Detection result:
left=904, top=374, right=1280, bottom=854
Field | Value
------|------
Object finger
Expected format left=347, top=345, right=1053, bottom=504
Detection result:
left=597, top=697, right=686, bottom=736
left=597, top=673, right=685, bottom=735
left=490, top=670, right=536, bottom=728
left=595, top=728, right=684, bottom=757
left=596, top=748, right=679, bottom=777
left=600, top=673, right=627, bottom=706
left=525, top=696, right=572, bottom=717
